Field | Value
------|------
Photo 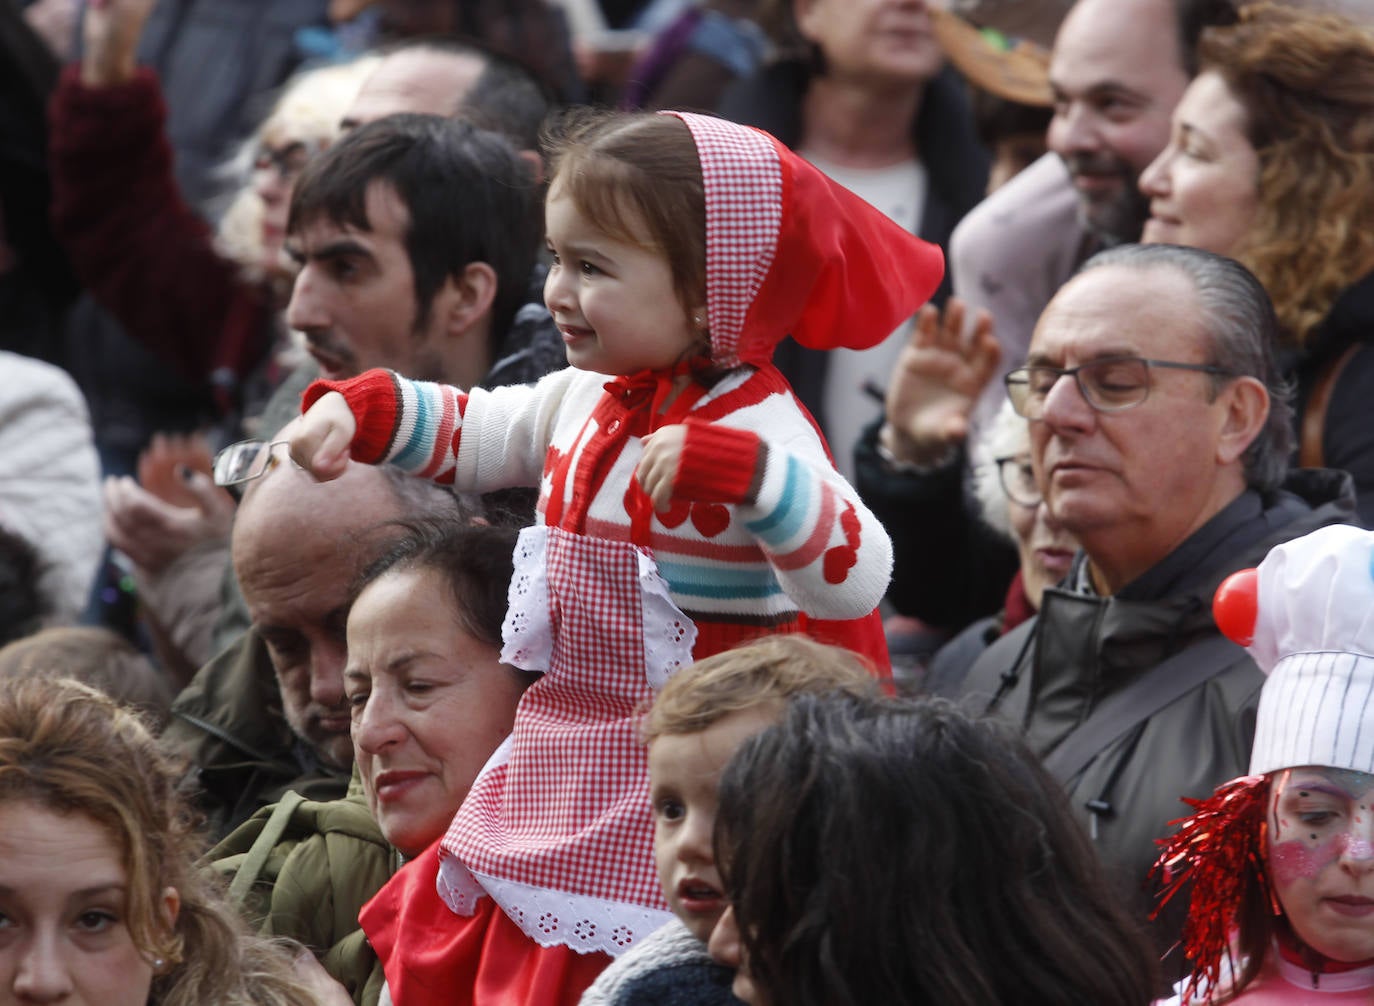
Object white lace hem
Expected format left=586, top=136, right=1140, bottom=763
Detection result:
left=437, top=854, right=674, bottom=958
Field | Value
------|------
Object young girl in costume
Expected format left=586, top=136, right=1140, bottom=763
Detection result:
left=1156, top=523, right=1374, bottom=1003
left=289, top=109, right=943, bottom=1003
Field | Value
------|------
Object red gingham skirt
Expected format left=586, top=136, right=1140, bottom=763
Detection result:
left=439, top=527, right=687, bottom=954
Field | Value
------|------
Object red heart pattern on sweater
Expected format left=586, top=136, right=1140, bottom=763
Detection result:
left=690, top=503, right=731, bottom=538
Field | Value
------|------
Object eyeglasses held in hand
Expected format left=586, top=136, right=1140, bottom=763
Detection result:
left=1003, top=356, right=1234, bottom=420
left=212, top=440, right=299, bottom=498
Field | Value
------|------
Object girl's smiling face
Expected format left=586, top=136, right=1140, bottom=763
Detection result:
left=1269, top=766, right=1374, bottom=962
left=543, top=181, right=706, bottom=378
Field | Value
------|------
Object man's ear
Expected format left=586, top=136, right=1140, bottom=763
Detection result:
left=441, top=261, right=499, bottom=338
left=1215, top=375, right=1270, bottom=467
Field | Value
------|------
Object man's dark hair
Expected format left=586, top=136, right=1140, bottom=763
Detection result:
left=1174, top=0, right=1239, bottom=76
left=352, top=517, right=519, bottom=649
left=288, top=113, right=542, bottom=353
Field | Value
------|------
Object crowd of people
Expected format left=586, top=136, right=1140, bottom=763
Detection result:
left=3, top=0, right=1374, bottom=1003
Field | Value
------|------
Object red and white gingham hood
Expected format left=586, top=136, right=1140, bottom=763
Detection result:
left=664, top=111, right=946, bottom=369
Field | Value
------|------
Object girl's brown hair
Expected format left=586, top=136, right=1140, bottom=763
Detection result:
left=543, top=109, right=708, bottom=321
left=1203, top=3, right=1374, bottom=345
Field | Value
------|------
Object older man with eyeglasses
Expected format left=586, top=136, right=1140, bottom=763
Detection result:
left=952, top=243, right=1357, bottom=976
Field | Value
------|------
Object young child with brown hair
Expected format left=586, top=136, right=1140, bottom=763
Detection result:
left=582, top=635, right=880, bottom=1005
left=289, top=107, right=942, bottom=1003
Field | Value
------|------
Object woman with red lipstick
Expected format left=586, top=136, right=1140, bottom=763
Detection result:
left=1155, top=523, right=1374, bottom=1003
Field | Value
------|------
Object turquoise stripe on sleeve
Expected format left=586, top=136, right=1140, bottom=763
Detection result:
left=394, top=383, right=438, bottom=470
left=657, top=558, right=786, bottom=601
left=745, top=455, right=808, bottom=545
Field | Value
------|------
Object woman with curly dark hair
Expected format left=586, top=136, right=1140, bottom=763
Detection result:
left=707, top=694, right=1160, bottom=1005
left=1140, top=3, right=1374, bottom=523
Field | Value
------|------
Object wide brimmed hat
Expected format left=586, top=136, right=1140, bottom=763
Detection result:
left=930, top=7, right=1053, bottom=108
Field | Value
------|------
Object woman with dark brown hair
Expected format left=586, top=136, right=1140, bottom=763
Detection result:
left=1140, top=2, right=1374, bottom=522
left=708, top=694, right=1160, bottom=1006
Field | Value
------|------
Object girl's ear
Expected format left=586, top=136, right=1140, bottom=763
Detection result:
left=691, top=304, right=709, bottom=333
left=517, top=149, right=546, bottom=186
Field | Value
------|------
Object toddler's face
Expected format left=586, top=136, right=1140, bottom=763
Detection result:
left=648, top=707, right=778, bottom=942
left=543, top=183, right=705, bottom=378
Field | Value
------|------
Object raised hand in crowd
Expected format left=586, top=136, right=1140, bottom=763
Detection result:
left=103, top=434, right=236, bottom=576
left=136, top=431, right=217, bottom=510
left=80, top=0, right=157, bottom=86
left=22, top=0, right=80, bottom=62
left=879, top=297, right=1000, bottom=467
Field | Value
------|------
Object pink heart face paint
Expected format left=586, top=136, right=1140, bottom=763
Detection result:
left=1268, top=767, right=1374, bottom=962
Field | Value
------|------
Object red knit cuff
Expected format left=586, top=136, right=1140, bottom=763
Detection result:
left=675, top=422, right=765, bottom=504
left=301, top=369, right=402, bottom=464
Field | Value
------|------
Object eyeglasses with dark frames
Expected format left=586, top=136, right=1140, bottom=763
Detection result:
left=1003, top=356, right=1236, bottom=420
left=995, top=455, right=1042, bottom=508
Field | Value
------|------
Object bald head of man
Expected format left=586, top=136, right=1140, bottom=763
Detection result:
left=231, top=452, right=461, bottom=769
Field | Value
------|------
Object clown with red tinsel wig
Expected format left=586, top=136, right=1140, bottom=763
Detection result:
left=1155, top=523, right=1374, bottom=1004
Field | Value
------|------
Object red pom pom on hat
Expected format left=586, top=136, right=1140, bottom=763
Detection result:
left=1213, top=567, right=1258, bottom=647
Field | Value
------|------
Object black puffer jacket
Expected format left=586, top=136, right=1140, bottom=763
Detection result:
left=954, top=469, right=1357, bottom=975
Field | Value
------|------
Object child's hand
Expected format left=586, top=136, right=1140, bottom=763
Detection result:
left=636, top=425, right=689, bottom=511
left=288, top=392, right=356, bottom=481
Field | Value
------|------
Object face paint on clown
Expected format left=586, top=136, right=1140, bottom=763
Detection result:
left=1269, top=766, right=1374, bottom=963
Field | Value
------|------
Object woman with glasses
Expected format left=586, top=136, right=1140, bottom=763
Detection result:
left=855, top=297, right=1037, bottom=652
left=1136, top=3, right=1374, bottom=525
left=922, top=399, right=1077, bottom=697
left=50, top=0, right=378, bottom=430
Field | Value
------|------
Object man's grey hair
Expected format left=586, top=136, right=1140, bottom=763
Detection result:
left=377, top=464, right=481, bottom=523
left=1077, top=243, right=1294, bottom=492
